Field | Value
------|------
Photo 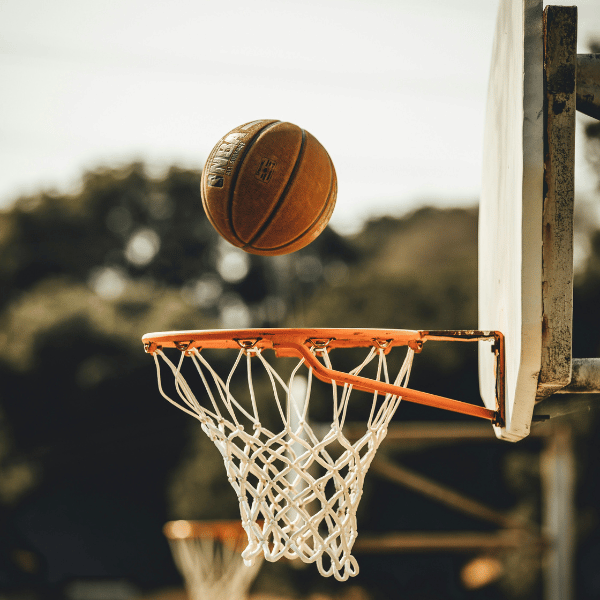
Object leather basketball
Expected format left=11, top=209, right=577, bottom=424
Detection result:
left=201, top=120, right=337, bottom=256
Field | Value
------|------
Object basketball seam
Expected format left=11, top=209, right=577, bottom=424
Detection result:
left=227, top=120, right=283, bottom=244
left=248, top=147, right=336, bottom=252
left=243, top=128, right=307, bottom=249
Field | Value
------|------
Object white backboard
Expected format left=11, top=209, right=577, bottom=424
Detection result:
left=478, top=0, right=544, bottom=441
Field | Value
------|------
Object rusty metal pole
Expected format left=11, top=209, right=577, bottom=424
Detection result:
left=538, top=5, right=577, bottom=402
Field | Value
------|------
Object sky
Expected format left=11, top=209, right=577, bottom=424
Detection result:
left=1, top=0, right=599, bottom=234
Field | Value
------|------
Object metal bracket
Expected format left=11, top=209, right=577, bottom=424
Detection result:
left=420, top=330, right=505, bottom=427
left=577, top=54, right=600, bottom=120
left=235, top=338, right=261, bottom=354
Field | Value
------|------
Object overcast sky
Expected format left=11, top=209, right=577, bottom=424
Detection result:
left=1, top=0, right=599, bottom=233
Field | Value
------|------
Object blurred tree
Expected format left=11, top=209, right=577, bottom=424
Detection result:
left=575, top=38, right=600, bottom=359
left=0, top=278, right=203, bottom=587
left=0, top=163, right=356, bottom=327
left=304, top=207, right=478, bottom=330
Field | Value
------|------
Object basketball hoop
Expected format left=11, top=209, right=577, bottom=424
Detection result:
left=144, top=328, right=504, bottom=580
left=163, top=520, right=263, bottom=600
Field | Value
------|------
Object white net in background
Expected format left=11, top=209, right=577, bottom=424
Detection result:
left=165, top=522, right=263, bottom=600
left=151, top=343, right=415, bottom=581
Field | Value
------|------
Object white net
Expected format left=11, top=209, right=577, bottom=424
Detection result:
left=152, top=342, right=415, bottom=581
left=167, top=526, right=263, bottom=600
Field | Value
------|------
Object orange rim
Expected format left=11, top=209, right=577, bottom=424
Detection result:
left=163, top=520, right=255, bottom=549
left=143, top=328, right=422, bottom=353
left=143, top=328, right=504, bottom=426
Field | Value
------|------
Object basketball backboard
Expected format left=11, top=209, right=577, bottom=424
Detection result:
left=479, top=0, right=576, bottom=441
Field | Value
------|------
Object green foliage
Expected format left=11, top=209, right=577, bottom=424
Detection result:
left=304, top=207, right=478, bottom=330
left=0, top=164, right=210, bottom=307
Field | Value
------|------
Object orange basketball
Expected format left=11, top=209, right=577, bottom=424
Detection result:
left=201, top=120, right=337, bottom=256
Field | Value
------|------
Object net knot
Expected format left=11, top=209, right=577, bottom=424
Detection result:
left=373, top=338, right=392, bottom=350
left=308, top=338, right=332, bottom=355
left=236, top=338, right=261, bottom=354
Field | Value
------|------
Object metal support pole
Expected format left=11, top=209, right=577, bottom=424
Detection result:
left=577, top=54, right=600, bottom=120
left=370, top=455, right=532, bottom=530
left=353, top=530, right=544, bottom=553
left=541, top=426, right=575, bottom=600
left=555, top=358, right=600, bottom=393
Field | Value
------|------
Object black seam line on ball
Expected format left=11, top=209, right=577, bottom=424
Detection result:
left=243, top=128, right=307, bottom=249
left=250, top=149, right=335, bottom=252
left=227, top=120, right=282, bottom=244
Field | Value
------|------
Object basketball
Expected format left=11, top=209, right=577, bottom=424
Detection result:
left=201, top=119, right=337, bottom=256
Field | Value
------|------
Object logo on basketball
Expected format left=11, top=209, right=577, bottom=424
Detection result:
left=206, top=132, right=247, bottom=187
left=206, top=174, right=224, bottom=187
left=255, top=158, right=277, bottom=183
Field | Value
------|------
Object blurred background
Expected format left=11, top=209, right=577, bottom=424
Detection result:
left=1, top=1, right=600, bottom=599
